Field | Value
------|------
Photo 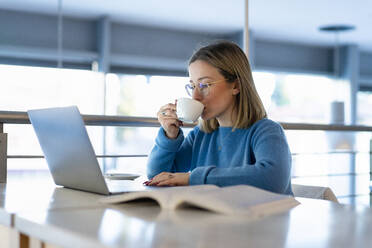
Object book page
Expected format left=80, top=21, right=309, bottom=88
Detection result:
left=171, top=185, right=299, bottom=216
left=100, top=190, right=169, bottom=208
left=165, top=184, right=219, bottom=210
left=100, top=184, right=299, bottom=217
left=100, top=184, right=218, bottom=209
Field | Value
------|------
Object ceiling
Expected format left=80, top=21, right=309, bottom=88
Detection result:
left=0, top=0, right=371, bottom=52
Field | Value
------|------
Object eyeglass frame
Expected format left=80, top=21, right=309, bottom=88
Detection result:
left=184, top=78, right=226, bottom=97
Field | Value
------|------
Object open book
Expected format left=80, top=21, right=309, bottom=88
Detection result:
left=100, top=185, right=300, bottom=217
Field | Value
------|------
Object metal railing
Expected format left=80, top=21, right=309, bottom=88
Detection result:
left=1, top=110, right=372, bottom=194
left=3, top=110, right=372, bottom=131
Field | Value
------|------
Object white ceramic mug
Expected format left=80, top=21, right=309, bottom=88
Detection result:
left=176, top=98, right=204, bottom=123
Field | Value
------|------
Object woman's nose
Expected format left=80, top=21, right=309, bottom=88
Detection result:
left=192, top=89, right=202, bottom=101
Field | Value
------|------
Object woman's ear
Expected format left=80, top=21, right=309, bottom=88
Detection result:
left=232, top=81, right=240, bottom=95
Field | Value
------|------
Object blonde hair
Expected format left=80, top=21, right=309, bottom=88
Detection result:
left=189, top=41, right=267, bottom=133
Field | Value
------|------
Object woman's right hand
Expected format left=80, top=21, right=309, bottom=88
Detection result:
left=157, top=102, right=183, bottom=139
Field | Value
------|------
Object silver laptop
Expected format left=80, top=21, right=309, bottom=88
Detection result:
left=28, top=106, right=149, bottom=195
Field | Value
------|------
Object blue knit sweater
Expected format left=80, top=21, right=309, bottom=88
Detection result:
left=147, top=118, right=293, bottom=195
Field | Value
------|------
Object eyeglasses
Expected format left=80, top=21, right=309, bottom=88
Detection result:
left=185, top=79, right=225, bottom=97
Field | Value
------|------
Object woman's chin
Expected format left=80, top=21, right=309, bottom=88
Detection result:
left=201, top=112, right=212, bottom=121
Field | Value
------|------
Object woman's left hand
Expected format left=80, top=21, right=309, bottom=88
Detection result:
left=144, top=172, right=190, bottom=186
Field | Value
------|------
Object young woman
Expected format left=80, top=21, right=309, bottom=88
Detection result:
left=145, top=41, right=293, bottom=195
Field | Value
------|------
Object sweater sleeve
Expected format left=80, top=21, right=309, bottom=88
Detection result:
left=146, top=127, right=195, bottom=179
left=189, top=121, right=292, bottom=195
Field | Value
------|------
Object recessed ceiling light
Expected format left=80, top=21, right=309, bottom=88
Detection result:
left=319, top=25, right=356, bottom=32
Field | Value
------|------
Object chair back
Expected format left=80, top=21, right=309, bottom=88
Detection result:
left=292, top=184, right=339, bottom=203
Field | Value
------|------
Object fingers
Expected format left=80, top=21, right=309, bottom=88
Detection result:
left=144, top=179, right=175, bottom=187
left=157, top=104, right=178, bottom=126
left=157, top=179, right=177, bottom=187
left=157, top=103, right=183, bottom=138
left=162, top=117, right=183, bottom=128
left=157, top=103, right=177, bottom=118
left=156, top=173, right=177, bottom=186
left=144, top=172, right=189, bottom=187
left=145, top=172, right=172, bottom=186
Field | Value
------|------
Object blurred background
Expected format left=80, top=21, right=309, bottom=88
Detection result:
left=1, top=0, right=372, bottom=205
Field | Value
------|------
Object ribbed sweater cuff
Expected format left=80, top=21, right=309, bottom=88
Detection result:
left=189, top=166, right=215, bottom=185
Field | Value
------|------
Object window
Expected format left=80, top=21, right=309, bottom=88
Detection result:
left=254, top=71, right=369, bottom=205
left=105, top=74, right=189, bottom=117
left=253, top=71, right=350, bottom=124
left=1, top=64, right=105, bottom=170
left=2, top=64, right=370, bottom=205
left=104, top=74, right=191, bottom=174
left=357, top=91, right=372, bottom=125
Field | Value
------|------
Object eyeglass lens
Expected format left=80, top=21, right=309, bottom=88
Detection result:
left=185, top=83, right=209, bottom=97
